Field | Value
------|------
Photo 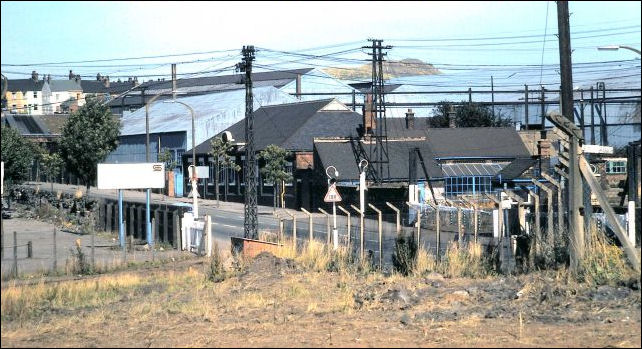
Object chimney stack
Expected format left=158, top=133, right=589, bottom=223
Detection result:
left=405, top=108, right=415, bottom=129
left=69, top=70, right=74, bottom=80
left=103, top=76, right=110, bottom=88
left=31, top=70, right=39, bottom=82
left=96, top=73, right=102, bottom=81
left=538, top=139, right=551, bottom=173
left=448, top=104, right=456, bottom=128
left=362, top=93, right=376, bottom=135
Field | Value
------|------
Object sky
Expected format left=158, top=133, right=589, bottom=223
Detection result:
left=1, top=1, right=640, bottom=86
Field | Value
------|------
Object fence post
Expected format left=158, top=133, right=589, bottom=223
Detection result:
left=527, top=189, right=541, bottom=260
left=542, top=173, right=564, bottom=241
left=163, top=210, right=169, bottom=244
left=318, top=208, right=331, bottom=246
left=337, top=205, right=351, bottom=246
left=457, top=206, right=463, bottom=242
left=301, top=208, right=313, bottom=244
left=91, top=229, right=95, bottom=269
left=122, top=220, right=127, bottom=264
left=53, top=226, right=57, bottom=273
left=27, top=241, right=32, bottom=259
left=151, top=217, right=156, bottom=262
left=368, top=203, right=383, bottom=270
left=206, top=215, right=212, bottom=257
left=284, top=210, right=297, bottom=250
left=13, top=231, right=18, bottom=278
left=350, top=204, right=364, bottom=260
left=129, top=206, right=135, bottom=241
left=386, top=202, right=400, bottom=235
left=173, top=211, right=180, bottom=250
left=532, top=179, right=554, bottom=249
left=428, top=203, right=440, bottom=260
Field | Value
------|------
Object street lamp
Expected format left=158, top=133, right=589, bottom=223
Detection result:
left=325, top=165, right=339, bottom=249
left=162, top=100, right=198, bottom=217
left=597, top=45, right=641, bottom=55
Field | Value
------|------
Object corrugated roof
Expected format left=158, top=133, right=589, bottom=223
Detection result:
left=192, top=99, right=362, bottom=154
left=442, top=162, right=507, bottom=177
left=120, top=86, right=297, bottom=151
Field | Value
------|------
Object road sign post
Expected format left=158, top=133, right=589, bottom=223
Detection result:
left=324, top=183, right=342, bottom=250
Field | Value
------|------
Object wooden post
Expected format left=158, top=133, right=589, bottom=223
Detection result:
left=527, top=189, right=541, bottom=260
left=368, top=203, right=383, bottom=270
left=173, top=211, right=180, bottom=250
left=154, top=210, right=160, bottom=243
left=129, top=206, right=135, bottom=241
left=13, top=231, right=18, bottom=278
left=284, top=210, right=297, bottom=250
left=106, top=204, right=113, bottom=233
left=386, top=202, right=400, bottom=235
left=53, top=227, right=57, bottom=272
left=301, top=208, right=313, bottom=243
left=532, top=179, right=554, bottom=249
left=350, top=204, right=364, bottom=260
left=337, top=205, right=351, bottom=245
left=137, top=206, right=143, bottom=240
left=91, top=230, right=95, bottom=268
left=457, top=206, right=463, bottom=242
left=27, top=241, right=32, bottom=259
left=163, top=210, right=169, bottom=244
left=542, top=173, right=563, bottom=237
left=318, top=208, right=331, bottom=246
left=580, top=156, right=640, bottom=272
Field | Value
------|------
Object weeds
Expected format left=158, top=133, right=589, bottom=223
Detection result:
left=207, top=243, right=226, bottom=283
left=578, top=228, right=637, bottom=286
left=392, top=230, right=418, bottom=276
left=68, top=239, right=92, bottom=275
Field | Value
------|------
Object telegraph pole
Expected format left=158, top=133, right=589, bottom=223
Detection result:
left=557, top=0, right=584, bottom=272
left=237, top=46, right=258, bottom=239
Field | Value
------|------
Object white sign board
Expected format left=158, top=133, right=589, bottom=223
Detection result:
left=583, top=144, right=614, bottom=154
left=188, top=166, right=209, bottom=179
left=324, top=184, right=342, bottom=203
left=97, top=163, right=165, bottom=189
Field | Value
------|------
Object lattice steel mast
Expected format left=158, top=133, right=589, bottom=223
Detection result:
left=237, top=45, right=258, bottom=239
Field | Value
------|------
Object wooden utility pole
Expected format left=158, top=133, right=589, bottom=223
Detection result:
left=557, top=1, right=584, bottom=272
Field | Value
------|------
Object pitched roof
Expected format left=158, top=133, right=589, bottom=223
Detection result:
left=6, top=79, right=45, bottom=92
left=49, top=80, right=82, bottom=92
left=193, top=99, right=362, bottom=154
left=424, top=127, right=530, bottom=159
left=2, top=114, right=49, bottom=135
left=314, top=139, right=443, bottom=181
left=497, top=157, right=539, bottom=180
left=80, top=80, right=109, bottom=94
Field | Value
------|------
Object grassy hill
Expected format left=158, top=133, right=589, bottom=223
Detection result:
left=323, top=58, right=441, bottom=80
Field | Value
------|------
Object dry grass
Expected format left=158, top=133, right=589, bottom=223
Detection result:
left=1, top=273, right=145, bottom=321
left=578, top=227, right=638, bottom=286
left=442, top=242, right=492, bottom=278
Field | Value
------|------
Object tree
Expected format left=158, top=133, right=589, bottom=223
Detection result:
left=208, top=137, right=240, bottom=207
left=59, top=98, right=120, bottom=195
left=430, top=101, right=513, bottom=128
left=1, top=124, right=37, bottom=184
left=258, top=144, right=293, bottom=212
left=39, top=150, right=64, bottom=192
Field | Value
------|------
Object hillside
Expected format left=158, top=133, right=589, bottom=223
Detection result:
left=323, top=58, right=441, bottom=80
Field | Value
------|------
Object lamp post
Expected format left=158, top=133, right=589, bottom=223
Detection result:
left=325, top=165, right=339, bottom=249
left=163, top=100, right=197, bottom=217
left=597, top=45, right=641, bottom=55
left=144, top=93, right=165, bottom=247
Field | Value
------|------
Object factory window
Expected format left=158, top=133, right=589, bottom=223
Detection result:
left=444, top=176, right=492, bottom=198
left=33, top=91, right=38, bottom=98
left=606, top=160, right=626, bottom=174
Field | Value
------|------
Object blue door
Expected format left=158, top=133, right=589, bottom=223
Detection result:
left=175, top=170, right=183, bottom=197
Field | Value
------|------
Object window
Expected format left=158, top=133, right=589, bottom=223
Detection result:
left=444, top=176, right=492, bottom=198
left=606, top=160, right=626, bottom=174
left=34, top=104, right=38, bottom=110
left=33, top=92, right=38, bottom=98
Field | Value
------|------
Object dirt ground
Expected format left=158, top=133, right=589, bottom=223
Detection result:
left=1, top=251, right=640, bottom=348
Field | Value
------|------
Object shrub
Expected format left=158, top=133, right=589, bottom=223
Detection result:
left=392, top=231, right=417, bottom=276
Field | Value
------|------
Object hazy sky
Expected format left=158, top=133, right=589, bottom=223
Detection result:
left=1, top=1, right=640, bottom=82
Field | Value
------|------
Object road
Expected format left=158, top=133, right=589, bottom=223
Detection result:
left=18, top=182, right=495, bottom=267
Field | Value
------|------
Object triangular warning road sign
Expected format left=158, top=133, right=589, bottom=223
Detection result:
left=324, top=184, right=342, bottom=203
